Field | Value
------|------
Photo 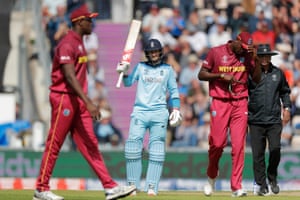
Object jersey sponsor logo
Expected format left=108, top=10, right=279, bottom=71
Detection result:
left=143, top=75, right=163, bottom=83
left=60, top=56, right=71, bottom=61
left=219, top=66, right=246, bottom=72
left=78, top=56, right=88, bottom=63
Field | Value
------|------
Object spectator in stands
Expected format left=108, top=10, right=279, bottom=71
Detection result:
left=141, top=4, right=167, bottom=48
left=45, top=3, right=69, bottom=59
left=228, top=4, right=248, bottom=38
left=86, top=52, right=107, bottom=103
left=94, top=106, right=123, bottom=147
left=178, top=0, right=195, bottom=21
left=177, top=36, right=196, bottom=70
left=83, top=31, right=99, bottom=54
left=281, top=121, right=293, bottom=147
left=248, top=10, right=272, bottom=34
left=150, top=24, right=178, bottom=50
left=166, top=7, right=186, bottom=39
left=183, top=17, right=209, bottom=60
left=292, top=19, right=300, bottom=78
left=208, top=15, right=231, bottom=48
left=179, top=54, right=200, bottom=89
left=185, top=8, right=205, bottom=33
left=290, top=78, right=300, bottom=116
left=275, top=43, right=294, bottom=87
left=272, top=4, right=294, bottom=44
left=186, top=79, right=210, bottom=125
left=171, top=105, right=198, bottom=147
left=252, top=20, right=276, bottom=49
left=197, top=111, right=210, bottom=149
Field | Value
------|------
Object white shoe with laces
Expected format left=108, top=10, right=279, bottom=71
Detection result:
left=232, top=189, right=247, bottom=197
left=32, top=190, right=64, bottom=200
left=105, top=185, right=136, bottom=200
left=203, top=177, right=216, bottom=196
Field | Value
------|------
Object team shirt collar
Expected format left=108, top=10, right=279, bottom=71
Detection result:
left=68, top=30, right=83, bottom=43
left=226, top=41, right=234, bottom=55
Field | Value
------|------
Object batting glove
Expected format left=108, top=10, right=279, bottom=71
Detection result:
left=116, top=62, right=130, bottom=75
left=169, top=109, right=182, bottom=127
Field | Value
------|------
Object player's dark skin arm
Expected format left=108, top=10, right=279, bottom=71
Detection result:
left=198, top=68, right=237, bottom=82
left=250, top=50, right=261, bottom=84
left=62, top=63, right=101, bottom=120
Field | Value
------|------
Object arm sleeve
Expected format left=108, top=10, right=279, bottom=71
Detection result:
left=123, top=64, right=139, bottom=87
left=171, top=98, right=180, bottom=109
left=279, top=69, right=292, bottom=108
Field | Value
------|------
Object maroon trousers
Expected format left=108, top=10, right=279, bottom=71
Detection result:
left=207, top=97, right=248, bottom=191
left=36, top=92, right=117, bottom=191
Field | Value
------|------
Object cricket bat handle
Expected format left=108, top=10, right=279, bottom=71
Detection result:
left=116, top=72, right=124, bottom=88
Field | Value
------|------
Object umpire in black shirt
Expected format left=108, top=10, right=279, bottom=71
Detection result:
left=248, top=44, right=291, bottom=196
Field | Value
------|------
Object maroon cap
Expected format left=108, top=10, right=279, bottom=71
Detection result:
left=237, top=32, right=253, bottom=49
left=70, top=4, right=98, bottom=22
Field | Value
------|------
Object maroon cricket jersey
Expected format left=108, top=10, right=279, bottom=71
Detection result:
left=50, top=30, right=88, bottom=94
left=202, top=42, right=255, bottom=99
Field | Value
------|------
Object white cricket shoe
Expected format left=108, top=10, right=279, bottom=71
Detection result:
left=147, top=188, right=157, bottom=196
left=232, top=189, right=247, bottom=197
left=105, top=185, right=136, bottom=200
left=203, top=177, right=216, bottom=196
left=130, top=190, right=137, bottom=196
left=32, top=190, right=64, bottom=200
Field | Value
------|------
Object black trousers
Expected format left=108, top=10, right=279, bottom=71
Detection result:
left=249, top=124, right=282, bottom=187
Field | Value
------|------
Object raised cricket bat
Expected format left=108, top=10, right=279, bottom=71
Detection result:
left=116, top=19, right=141, bottom=88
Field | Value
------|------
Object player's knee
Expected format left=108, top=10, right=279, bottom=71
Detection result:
left=149, top=140, right=165, bottom=162
left=125, top=139, right=143, bottom=159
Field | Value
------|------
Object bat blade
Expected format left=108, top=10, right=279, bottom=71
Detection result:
left=116, top=19, right=141, bottom=88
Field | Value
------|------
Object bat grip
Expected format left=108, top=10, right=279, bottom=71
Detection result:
left=116, top=72, right=124, bottom=88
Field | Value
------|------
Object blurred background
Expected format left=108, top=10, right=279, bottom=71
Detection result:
left=0, top=0, right=300, bottom=192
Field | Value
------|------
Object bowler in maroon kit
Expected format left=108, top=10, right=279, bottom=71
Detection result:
left=198, top=32, right=261, bottom=197
left=32, top=5, right=135, bottom=200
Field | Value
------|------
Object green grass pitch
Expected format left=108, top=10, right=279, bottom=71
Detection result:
left=0, top=190, right=300, bottom=200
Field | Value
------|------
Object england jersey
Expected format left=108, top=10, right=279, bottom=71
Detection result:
left=123, top=62, right=179, bottom=112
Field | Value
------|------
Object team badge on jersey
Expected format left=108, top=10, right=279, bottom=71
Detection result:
left=222, top=55, right=228, bottom=64
left=272, top=74, right=278, bottom=82
left=63, top=109, right=70, bottom=116
left=160, top=70, right=164, bottom=76
left=212, top=110, right=217, bottom=117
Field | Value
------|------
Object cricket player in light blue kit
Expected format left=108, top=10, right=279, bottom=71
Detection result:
left=116, top=38, right=182, bottom=196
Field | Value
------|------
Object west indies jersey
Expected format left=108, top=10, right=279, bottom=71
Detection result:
left=50, top=30, right=88, bottom=94
left=202, top=41, right=255, bottom=99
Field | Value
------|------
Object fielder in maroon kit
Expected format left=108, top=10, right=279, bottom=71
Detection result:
left=198, top=32, right=260, bottom=197
left=32, top=5, right=135, bottom=200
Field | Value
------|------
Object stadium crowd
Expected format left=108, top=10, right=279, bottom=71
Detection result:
left=38, top=0, right=300, bottom=150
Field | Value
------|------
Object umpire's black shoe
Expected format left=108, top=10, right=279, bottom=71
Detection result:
left=270, top=182, right=280, bottom=194
left=257, top=186, right=270, bottom=196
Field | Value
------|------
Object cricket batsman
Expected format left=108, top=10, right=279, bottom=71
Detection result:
left=116, top=38, right=182, bottom=196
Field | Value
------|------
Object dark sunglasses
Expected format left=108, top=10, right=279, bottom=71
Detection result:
left=81, top=17, right=92, bottom=22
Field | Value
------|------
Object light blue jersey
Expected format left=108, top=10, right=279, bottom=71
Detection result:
left=123, top=62, right=180, bottom=111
